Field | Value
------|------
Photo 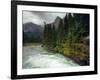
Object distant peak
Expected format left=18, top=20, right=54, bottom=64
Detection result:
left=56, top=16, right=61, bottom=19
left=23, top=22, right=34, bottom=25
left=55, top=16, right=62, bottom=22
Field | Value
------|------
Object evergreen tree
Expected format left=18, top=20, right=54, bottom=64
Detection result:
left=52, top=24, right=56, bottom=47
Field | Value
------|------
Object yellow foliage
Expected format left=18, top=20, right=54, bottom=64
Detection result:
left=60, top=43, right=89, bottom=62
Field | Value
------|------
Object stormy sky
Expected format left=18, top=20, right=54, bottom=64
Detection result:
left=23, top=11, right=66, bottom=25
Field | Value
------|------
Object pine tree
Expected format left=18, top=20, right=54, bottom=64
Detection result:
left=52, top=24, right=56, bottom=48
left=57, top=18, right=63, bottom=46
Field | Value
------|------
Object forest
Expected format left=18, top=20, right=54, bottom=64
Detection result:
left=42, top=13, right=89, bottom=65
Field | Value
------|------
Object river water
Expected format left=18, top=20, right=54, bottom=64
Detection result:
left=22, top=45, right=79, bottom=69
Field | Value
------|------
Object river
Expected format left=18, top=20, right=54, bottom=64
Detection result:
left=22, top=45, right=79, bottom=69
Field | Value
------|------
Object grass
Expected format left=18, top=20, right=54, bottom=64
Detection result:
left=23, top=43, right=41, bottom=47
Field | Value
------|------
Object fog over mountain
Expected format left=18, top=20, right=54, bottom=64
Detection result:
left=23, top=11, right=66, bottom=26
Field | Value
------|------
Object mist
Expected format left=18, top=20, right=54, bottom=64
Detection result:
left=23, top=11, right=66, bottom=25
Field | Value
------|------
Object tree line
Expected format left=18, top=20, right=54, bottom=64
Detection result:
left=42, top=13, right=89, bottom=65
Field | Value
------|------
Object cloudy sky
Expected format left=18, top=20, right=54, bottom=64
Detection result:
left=23, top=11, right=66, bottom=25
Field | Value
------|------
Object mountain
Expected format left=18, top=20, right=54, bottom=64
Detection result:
left=44, top=16, right=63, bottom=30
left=23, top=22, right=43, bottom=32
left=23, top=22, right=43, bottom=43
left=54, top=16, right=62, bottom=29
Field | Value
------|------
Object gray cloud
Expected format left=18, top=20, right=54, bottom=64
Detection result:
left=23, top=11, right=66, bottom=25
